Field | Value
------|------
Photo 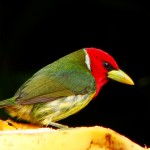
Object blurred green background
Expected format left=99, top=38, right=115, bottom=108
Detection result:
left=0, top=0, right=150, bottom=147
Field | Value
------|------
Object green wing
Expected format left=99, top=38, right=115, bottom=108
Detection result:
left=15, top=49, right=96, bottom=105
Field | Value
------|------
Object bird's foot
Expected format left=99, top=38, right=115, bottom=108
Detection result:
left=48, top=122, right=69, bottom=129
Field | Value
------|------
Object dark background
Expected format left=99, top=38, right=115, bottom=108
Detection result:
left=0, top=0, right=150, bottom=147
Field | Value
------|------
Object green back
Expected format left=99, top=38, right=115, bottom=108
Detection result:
left=15, top=49, right=96, bottom=104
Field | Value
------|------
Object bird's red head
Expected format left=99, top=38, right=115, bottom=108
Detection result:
left=85, top=48, right=119, bottom=97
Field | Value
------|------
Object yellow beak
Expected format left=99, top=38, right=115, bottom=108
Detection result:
left=107, top=69, right=134, bottom=85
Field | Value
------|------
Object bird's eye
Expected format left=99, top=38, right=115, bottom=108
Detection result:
left=102, top=61, right=114, bottom=71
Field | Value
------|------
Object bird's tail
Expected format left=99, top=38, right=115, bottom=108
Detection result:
left=0, top=97, right=17, bottom=108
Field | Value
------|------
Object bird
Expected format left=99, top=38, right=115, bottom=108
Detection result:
left=0, top=47, right=134, bottom=128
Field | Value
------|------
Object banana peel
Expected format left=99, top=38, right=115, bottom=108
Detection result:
left=0, top=119, right=149, bottom=150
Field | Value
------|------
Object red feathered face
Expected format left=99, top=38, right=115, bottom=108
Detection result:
left=85, top=47, right=133, bottom=97
left=86, top=47, right=119, bottom=80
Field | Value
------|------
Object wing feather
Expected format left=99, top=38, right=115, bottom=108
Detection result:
left=15, top=50, right=96, bottom=104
